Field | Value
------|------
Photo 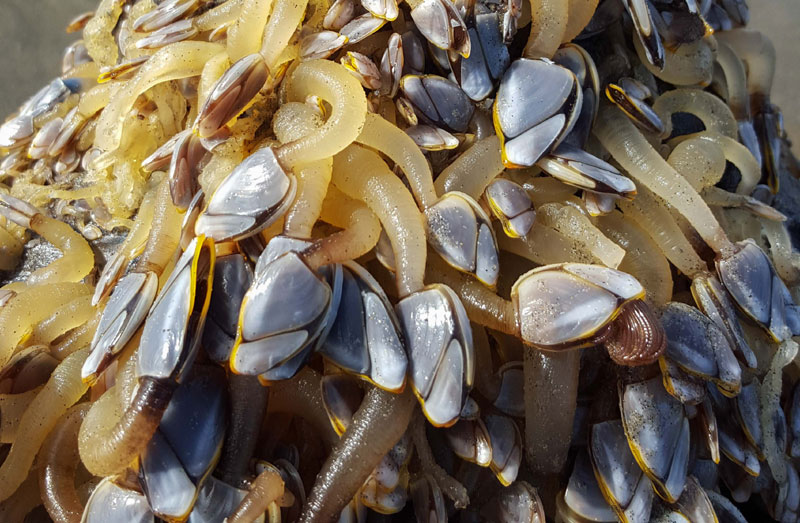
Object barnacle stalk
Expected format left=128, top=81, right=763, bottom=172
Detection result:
left=0, top=283, right=91, bottom=368
left=524, top=348, right=579, bottom=476
left=32, top=295, right=94, bottom=346
left=428, top=254, right=518, bottom=335
left=0, top=388, right=41, bottom=444
left=226, top=0, right=274, bottom=61
left=357, top=113, right=437, bottom=208
left=302, top=197, right=381, bottom=269
left=227, top=465, right=285, bottom=523
left=434, top=135, right=505, bottom=199
left=78, top=378, right=175, bottom=477
left=410, top=413, right=470, bottom=507
left=299, top=388, right=416, bottom=522
left=595, top=104, right=735, bottom=257
left=129, top=174, right=183, bottom=277
left=616, top=186, right=709, bottom=278
left=95, top=41, right=225, bottom=154
left=38, top=403, right=90, bottom=523
left=282, top=159, right=333, bottom=239
left=332, top=145, right=426, bottom=297
left=596, top=210, right=673, bottom=306
left=760, top=340, right=798, bottom=484
left=267, top=367, right=339, bottom=447
left=215, top=374, right=269, bottom=487
left=0, top=196, right=94, bottom=291
left=279, top=60, right=369, bottom=166
left=523, top=0, right=568, bottom=59
left=0, top=348, right=89, bottom=501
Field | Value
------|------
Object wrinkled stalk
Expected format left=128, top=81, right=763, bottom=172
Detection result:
left=215, top=374, right=269, bottom=488
left=78, top=378, right=175, bottom=477
left=39, top=403, right=90, bottom=523
left=523, top=347, right=580, bottom=476
left=299, top=388, right=416, bottom=523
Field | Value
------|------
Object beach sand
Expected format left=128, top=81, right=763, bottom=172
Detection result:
left=0, top=0, right=797, bottom=148
left=749, top=0, right=800, bottom=152
left=0, top=0, right=96, bottom=117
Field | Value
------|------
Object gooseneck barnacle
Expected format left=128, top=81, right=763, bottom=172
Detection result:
left=0, top=0, right=797, bottom=521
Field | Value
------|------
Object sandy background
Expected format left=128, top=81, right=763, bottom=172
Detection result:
left=0, top=0, right=96, bottom=115
left=0, top=0, right=797, bottom=148
left=748, top=0, right=800, bottom=151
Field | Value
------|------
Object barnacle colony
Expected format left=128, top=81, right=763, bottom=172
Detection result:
left=0, top=0, right=797, bottom=520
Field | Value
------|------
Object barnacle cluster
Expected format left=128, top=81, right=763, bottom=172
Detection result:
left=0, top=0, right=798, bottom=521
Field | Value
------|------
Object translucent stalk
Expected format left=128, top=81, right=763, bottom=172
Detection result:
left=434, top=135, right=505, bottom=199
left=509, top=173, right=580, bottom=206
left=31, top=295, right=93, bottom=346
left=39, top=403, right=90, bottom=523
left=298, top=388, right=416, bottom=522
left=3, top=215, right=94, bottom=292
left=563, top=0, right=599, bottom=41
left=634, top=34, right=714, bottom=86
left=762, top=220, right=800, bottom=286
left=670, top=131, right=760, bottom=195
left=597, top=211, right=673, bottom=306
left=524, top=0, right=568, bottom=59
left=332, top=145, right=426, bottom=297
left=715, top=41, right=750, bottom=120
left=228, top=467, right=285, bottom=523
left=594, top=105, right=734, bottom=257
left=0, top=283, right=91, bottom=368
left=267, top=367, right=339, bottom=447
left=666, top=136, right=725, bottom=191
left=654, top=88, right=737, bottom=139
left=195, top=0, right=245, bottom=32
left=427, top=254, right=518, bottom=336
left=79, top=83, right=117, bottom=117
left=273, top=101, right=332, bottom=238
left=303, top=197, right=381, bottom=270
left=278, top=61, right=368, bottom=167
left=715, top=30, right=775, bottom=103
left=227, top=0, right=275, bottom=62
left=51, top=313, right=101, bottom=361
left=83, top=0, right=125, bottom=67
left=198, top=52, right=231, bottom=109
left=535, top=202, right=626, bottom=268
left=0, top=225, right=22, bottom=271
left=411, top=414, right=469, bottom=507
left=357, top=113, right=437, bottom=209
left=498, top=222, right=600, bottom=266
left=284, top=159, right=333, bottom=238
left=95, top=41, right=224, bottom=153
left=78, top=377, right=174, bottom=477
left=260, top=0, right=310, bottom=69
left=0, top=348, right=89, bottom=502
left=0, top=388, right=41, bottom=444
left=131, top=177, right=182, bottom=276
left=617, top=186, right=708, bottom=277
